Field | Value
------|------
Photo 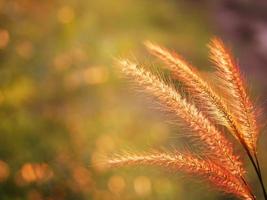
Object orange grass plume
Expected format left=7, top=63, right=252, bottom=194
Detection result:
left=109, top=150, right=253, bottom=200
left=108, top=37, right=266, bottom=200
left=208, top=37, right=259, bottom=153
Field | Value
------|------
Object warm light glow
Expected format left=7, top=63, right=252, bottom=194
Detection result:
left=108, top=175, right=125, bottom=194
left=84, top=66, right=109, bottom=85
left=21, top=163, right=36, bottom=182
left=57, top=6, right=75, bottom=24
left=133, top=176, right=151, bottom=196
left=0, top=160, right=10, bottom=182
left=0, top=29, right=9, bottom=49
left=95, top=134, right=115, bottom=153
left=20, top=163, right=54, bottom=183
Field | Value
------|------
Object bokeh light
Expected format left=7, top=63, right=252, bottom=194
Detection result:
left=0, top=160, right=10, bottom=182
left=20, top=163, right=53, bottom=183
left=57, top=6, right=75, bottom=24
left=108, top=175, right=126, bottom=194
left=0, top=29, right=9, bottom=49
left=134, top=176, right=152, bottom=197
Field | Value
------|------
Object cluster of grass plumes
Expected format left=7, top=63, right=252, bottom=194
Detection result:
left=109, top=38, right=266, bottom=200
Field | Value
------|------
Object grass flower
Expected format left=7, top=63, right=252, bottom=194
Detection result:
left=109, top=38, right=266, bottom=200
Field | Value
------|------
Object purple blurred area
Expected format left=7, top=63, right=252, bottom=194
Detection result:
left=212, top=0, right=267, bottom=92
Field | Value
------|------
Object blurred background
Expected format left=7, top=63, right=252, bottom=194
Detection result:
left=0, top=0, right=267, bottom=199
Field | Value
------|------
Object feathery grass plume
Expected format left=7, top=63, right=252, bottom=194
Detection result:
left=109, top=150, right=253, bottom=200
left=208, top=38, right=259, bottom=153
left=118, top=59, right=244, bottom=176
left=144, top=41, right=243, bottom=144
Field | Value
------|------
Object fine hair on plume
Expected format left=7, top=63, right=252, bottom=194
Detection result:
left=108, top=37, right=267, bottom=200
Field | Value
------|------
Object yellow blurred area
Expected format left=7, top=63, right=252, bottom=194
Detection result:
left=134, top=176, right=152, bottom=197
left=95, top=134, right=115, bottom=153
left=84, top=66, right=109, bottom=85
left=53, top=48, right=88, bottom=71
left=63, top=66, right=109, bottom=91
left=15, top=41, right=34, bottom=59
left=154, top=177, right=175, bottom=195
left=57, top=6, right=75, bottom=24
left=2, top=77, right=35, bottom=106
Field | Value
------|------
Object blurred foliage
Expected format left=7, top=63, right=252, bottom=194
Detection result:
left=0, top=0, right=265, bottom=200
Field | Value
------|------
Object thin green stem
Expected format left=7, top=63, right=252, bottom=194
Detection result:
left=241, top=142, right=267, bottom=200
left=254, top=153, right=267, bottom=200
